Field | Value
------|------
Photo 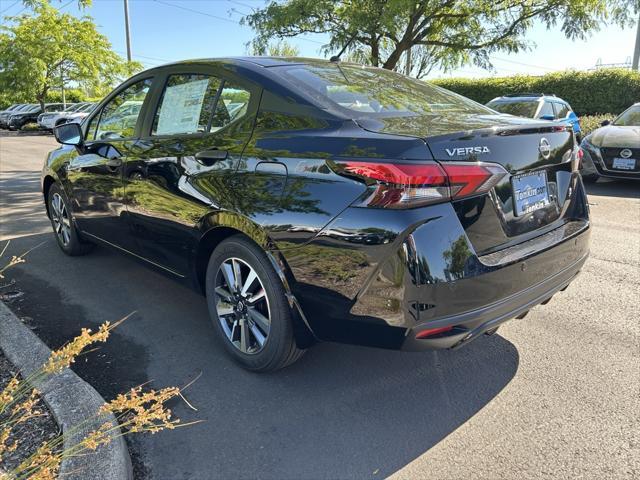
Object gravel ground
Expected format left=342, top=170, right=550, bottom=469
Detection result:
left=0, top=350, right=60, bottom=473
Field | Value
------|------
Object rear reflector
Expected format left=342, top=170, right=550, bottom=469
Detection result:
left=336, top=160, right=507, bottom=208
left=415, top=326, right=454, bottom=339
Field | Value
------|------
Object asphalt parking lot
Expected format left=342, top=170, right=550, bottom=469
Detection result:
left=0, top=130, right=638, bottom=479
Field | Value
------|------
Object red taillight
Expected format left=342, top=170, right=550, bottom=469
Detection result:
left=341, top=162, right=447, bottom=186
left=573, top=148, right=583, bottom=172
left=415, top=325, right=454, bottom=339
left=335, top=160, right=507, bottom=209
left=442, top=163, right=507, bottom=199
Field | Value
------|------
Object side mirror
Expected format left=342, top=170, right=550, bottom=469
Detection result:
left=54, top=122, right=83, bottom=146
left=600, top=119, right=611, bottom=127
left=540, top=114, right=555, bottom=121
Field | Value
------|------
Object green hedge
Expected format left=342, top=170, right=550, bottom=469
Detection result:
left=431, top=69, right=640, bottom=116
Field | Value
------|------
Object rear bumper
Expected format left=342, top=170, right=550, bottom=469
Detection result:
left=404, top=244, right=587, bottom=350
left=284, top=176, right=590, bottom=351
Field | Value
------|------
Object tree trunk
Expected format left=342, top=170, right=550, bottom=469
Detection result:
left=38, top=87, right=48, bottom=111
left=370, top=37, right=380, bottom=67
left=382, top=42, right=408, bottom=70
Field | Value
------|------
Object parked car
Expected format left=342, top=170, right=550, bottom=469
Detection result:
left=43, top=58, right=590, bottom=371
left=50, top=102, right=97, bottom=127
left=487, top=93, right=582, bottom=140
left=38, top=103, right=80, bottom=130
left=8, top=103, right=66, bottom=130
left=580, top=103, right=640, bottom=182
left=0, top=104, right=31, bottom=128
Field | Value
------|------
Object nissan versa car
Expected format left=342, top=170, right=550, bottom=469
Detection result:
left=580, top=103, right=640, bottom=182
left=42, top=58, right=590, bottom=371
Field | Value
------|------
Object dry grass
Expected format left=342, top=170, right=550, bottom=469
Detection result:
left=0, top=241, right=198, bottom=479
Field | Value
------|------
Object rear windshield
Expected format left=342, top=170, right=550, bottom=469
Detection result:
left=486, top=100, right=538, bottom=118
left=614, top=105, right=640, bottom=126
left=277, top=64, right=492, bottom=117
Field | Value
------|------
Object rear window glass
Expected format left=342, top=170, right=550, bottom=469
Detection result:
left=614, top=106, right=640, bottom=126
left=278, top=64, right=491, bottom=117
left=487, top=100, right=538, bottom=118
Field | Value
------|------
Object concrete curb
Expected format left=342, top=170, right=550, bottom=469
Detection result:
left=0, top=301, right=132, bottom=480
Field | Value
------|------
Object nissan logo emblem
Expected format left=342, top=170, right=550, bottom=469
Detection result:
left=620, top=148, right=633, bottom=159
left=539, top=138, right=551, bottom=159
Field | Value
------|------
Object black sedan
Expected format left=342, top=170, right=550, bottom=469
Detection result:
left=43, top=58, right=590, bottom=371
left=8, top=103, right=66, bottom=130
left=581, top=103, right=640, bottom=182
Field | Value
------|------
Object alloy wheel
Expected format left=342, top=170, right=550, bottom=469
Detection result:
left=214, top=257, right=271, bottom=355
left=51, top=193, right=71, bottom=246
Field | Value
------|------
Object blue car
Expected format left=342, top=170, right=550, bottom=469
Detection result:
left=486, top=94, right=582, bottom=140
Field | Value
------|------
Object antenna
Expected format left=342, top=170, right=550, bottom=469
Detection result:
left=330, top=32, right=358, bottom=62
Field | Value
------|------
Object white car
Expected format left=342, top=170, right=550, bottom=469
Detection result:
left=41, top=102, right=96, bottom=129
left=37, top=103, right=79, bottom=130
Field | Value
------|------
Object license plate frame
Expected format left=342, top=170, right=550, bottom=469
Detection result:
left=511, top=170, right=550, bottom=217
left=612, top=157, right=636, bottom=170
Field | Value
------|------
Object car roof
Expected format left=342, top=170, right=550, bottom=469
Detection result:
left=490, top=95, right=570, bottom=107
left=140, top=56, right=360, bottom=74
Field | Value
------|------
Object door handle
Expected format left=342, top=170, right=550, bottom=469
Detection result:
left=195, top=149, right=228, bottom=166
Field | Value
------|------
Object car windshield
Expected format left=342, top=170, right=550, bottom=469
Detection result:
left=80, top=103, right=96, bottom=112
left=613, top=106, right=640, bottom=126
left=486, top=100, right=539, bottom=118
left=278, top=63, right=492, bottom=117
left=64, top=104, right=82, bottom=112
left=25, top=105, right=40, bottom=112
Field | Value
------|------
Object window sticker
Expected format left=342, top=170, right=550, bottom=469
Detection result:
left=156, top=79, right=209, bottom=135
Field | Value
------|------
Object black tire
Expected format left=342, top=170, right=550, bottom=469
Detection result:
left=581, top=173, right=599, bottom=183
left=205, top=235, right=304, bottom=372
left=47, top=183, right=94, bottom=256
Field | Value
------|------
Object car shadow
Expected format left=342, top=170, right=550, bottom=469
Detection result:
left=585, top=178, right=640, bottom=199
left=3, top=234, right=519, bottom=480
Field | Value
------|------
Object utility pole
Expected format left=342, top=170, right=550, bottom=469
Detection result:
left=123, top=0, right=132, bottom=62
left=633, top=12, right=640, bottom=70
left=60, top=65, right=66, bottom=108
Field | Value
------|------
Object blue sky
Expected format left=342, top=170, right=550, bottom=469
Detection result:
left=1, top=0, right=637, bottom=78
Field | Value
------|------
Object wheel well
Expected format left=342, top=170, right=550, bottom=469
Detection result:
left=42, top=175, right=55, bottom=217
left=194, top=226, right=316, bottom=348
left=194, top=227, right=244, bottom=294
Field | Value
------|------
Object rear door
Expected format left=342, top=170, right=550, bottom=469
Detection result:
left=123, top=65, right=259, bottom=276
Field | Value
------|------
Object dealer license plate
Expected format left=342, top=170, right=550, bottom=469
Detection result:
left=612, top=157, right=636, bottom=170
left=512, top=170, right=550, bottom=216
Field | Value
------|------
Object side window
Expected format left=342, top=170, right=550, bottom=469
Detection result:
left=554, top=103, right=570, bottom=119
left=152, top=74, right=222, bottom=135
left=210, top=82, right=251, bottom=132
left=89, top=78, right=153, bottom=141
left=537, top=101, right=555, bottom=119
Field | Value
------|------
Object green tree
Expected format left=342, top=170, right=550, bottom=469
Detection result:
left=0, top=4, right=141, bottom=109
left=252, top=39, right=301, bottom=57
left=243, top=0, right=638, bottom=75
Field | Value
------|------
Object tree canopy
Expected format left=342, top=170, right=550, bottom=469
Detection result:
left=243, top=0, right=638, bottom=77
left=0, top=4, right=140, bottom=107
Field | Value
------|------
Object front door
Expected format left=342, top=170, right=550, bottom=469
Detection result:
left=66, top=78, right=154, bottom=251
left=123, top=68, right=258, bottom=276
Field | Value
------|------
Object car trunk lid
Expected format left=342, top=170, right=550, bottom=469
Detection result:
left=356, top=113, right=578, bottom=255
